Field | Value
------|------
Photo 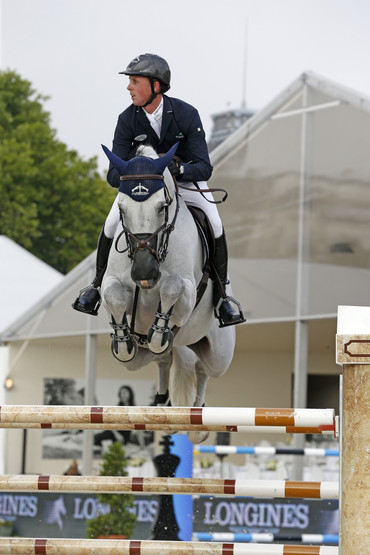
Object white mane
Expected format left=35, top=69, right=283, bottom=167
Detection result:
left=136, top=144, right=158, bottom=159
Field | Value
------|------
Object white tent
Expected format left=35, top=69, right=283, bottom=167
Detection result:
left=0, top=236, right=63, bottom=474
left=0, top=235, right=63, bottom=333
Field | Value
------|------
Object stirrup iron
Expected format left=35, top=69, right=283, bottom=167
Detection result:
left=72, top=284, right=101, bottom=316
left=214, top=295, right=246, bottom=328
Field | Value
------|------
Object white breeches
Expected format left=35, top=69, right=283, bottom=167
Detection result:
left=104, top=181, right=223, bottom=239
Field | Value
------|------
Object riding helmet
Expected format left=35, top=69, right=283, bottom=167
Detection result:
left=120, top=53, right=171, bottom=92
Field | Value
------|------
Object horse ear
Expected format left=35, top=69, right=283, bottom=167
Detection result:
left=101, top=145, right=129, bottom=175
left=151, top=142, right=179, bottom=175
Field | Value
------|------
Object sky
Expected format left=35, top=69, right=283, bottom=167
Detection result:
left=1, top=0, right=370, bottom=172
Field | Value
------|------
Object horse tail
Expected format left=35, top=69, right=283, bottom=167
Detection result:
left=169, top=346, right=197, bottom=407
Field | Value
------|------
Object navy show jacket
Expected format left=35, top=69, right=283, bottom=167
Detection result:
left=107, top=95, right=213, bottom=188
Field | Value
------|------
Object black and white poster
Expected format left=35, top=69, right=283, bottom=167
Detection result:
left=42, top=378, right=156, bottom=460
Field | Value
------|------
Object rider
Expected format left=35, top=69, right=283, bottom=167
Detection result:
left=73, top=53, right=244, bottom=327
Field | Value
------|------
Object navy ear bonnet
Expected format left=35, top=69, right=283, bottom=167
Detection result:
left=101, top=143, right=178, bottom=202
left=119, top=157, right=164, bottom=200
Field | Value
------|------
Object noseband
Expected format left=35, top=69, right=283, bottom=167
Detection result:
left=116, top=173, right=180, bottom=263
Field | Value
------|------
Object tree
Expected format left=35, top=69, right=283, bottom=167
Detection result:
left=86, top=442, right=137, bottom=539
left=0, top=70, right=116, bottom=273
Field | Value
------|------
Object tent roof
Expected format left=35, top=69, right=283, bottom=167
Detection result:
left=0, top=236, right=63, bottom=334
left=210, top=71, right=370, bottom=167
left=0, top=248, right=107, bottom=343
left=2, top=70, right=370, bottom=343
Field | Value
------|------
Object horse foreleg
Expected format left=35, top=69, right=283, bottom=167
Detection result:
left=103, top=281, right=137, bottom=363
left=152, top=353, right=172, bottom=406
left=147, top=275, right=187, bottom=354
left=110, top=313, right=137, bottom=363
left=187, top=360, right=210, bottom=444
left=194, top=362, right=209, bottom=407
left=186, top=330, right=235, bottom=445
left=147, top=301, right=174, bottom=354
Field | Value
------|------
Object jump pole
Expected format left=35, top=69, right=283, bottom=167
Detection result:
left=0, top=422, right=336, bottom=435
left=336, top=305, right=370, bottom=554
left=0, top=475, right=338, bottom=499
left=194, top=533, right=339, bottom=545
left=0, top=538, right=339, bottom=554
left=0, top=405, right=335, bottom=428
left=194, top=446, right=339, bottom=456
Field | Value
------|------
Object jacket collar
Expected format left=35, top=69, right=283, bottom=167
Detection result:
left=135, top=95, right=173, bottom=146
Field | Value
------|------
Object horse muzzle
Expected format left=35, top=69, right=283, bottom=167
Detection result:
left=130, top=234, right=161, bottom=289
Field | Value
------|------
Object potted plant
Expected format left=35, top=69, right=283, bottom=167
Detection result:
left=86, top=442, right=137, bottom=539
left=0, top=518, right=13, bottom=536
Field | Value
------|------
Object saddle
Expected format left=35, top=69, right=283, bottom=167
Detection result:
left=187, top=205, right=215, bottom=306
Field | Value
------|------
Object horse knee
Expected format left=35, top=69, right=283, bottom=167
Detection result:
left=103, top=282, right=128, bottom=316
left=159, top=275, right=186, bottom=312
left=161, top=276, right=195, bottom=327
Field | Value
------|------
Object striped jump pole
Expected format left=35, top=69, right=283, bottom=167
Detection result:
left=0, top=421, right=336, bottom=435
left=0, top=475, right=339, bottom=499
left=0, top=405, right=335, bottom=430
left=194, top=446, right=339, bottom=457
left=194, top=533, right=339, bottom=545
left=0, top=538, right=339, bottom=554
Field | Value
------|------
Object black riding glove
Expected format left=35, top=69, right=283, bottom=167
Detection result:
left=167, top=158, right=182, bottom=178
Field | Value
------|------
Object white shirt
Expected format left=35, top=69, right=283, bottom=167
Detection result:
left=143, top=98, right=164, bottom=138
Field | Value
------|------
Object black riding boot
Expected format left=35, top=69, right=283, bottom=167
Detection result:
left=212, top=230, right=246, bottom=327
left=72, top=228, right=113, bottom=316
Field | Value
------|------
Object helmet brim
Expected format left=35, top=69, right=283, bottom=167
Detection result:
left=119, top=71, right=170, bottom=92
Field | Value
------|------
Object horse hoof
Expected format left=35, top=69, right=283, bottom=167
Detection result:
left=110, top=337, right=137, bottom=362
left=153, top=390, right=172, bottom=406
left=148, top=329, right=174, bottom=354
left=187, top=430, right=210, bottom=444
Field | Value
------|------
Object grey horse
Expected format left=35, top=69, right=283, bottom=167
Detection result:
left=101, top=143, right=235, bottom=443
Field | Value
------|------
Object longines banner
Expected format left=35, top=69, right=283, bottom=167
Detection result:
left=193, top=496, right=339, bottom=536
left=0, top=492, right=338, bottom=538
left=0, top=492, right=159, bottom=538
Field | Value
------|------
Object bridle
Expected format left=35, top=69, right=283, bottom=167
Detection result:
left=115, top=173, right=180, bottom=263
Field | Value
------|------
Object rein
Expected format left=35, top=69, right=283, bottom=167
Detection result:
left=177, top=182, right=228, bottom=204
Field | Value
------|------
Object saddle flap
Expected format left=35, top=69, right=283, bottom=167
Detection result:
left=187, top=205, right=216, bottom=263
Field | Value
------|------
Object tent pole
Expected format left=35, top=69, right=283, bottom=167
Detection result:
left=292, top=83, right=313, bottom=480
left=82, top=268, right=97, bottom=475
